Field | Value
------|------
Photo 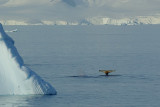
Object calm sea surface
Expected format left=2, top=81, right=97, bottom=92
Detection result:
left=1, top=25, right=160, bottom=107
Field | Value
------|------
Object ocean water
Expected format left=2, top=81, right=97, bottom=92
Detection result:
left=1, top=25, right=160, bottom=107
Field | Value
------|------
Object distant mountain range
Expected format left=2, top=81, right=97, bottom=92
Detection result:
left=1, top=0, right=160, bottom=26
left=1, top=16, right=160, bottom=25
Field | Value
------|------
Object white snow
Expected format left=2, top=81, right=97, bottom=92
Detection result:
left=1, top=15, right=160, bottom=25
left=0, top=23, right=57, bottom=95
left=86, top=16, right=160, bottom=25
left=0, top=20, right=28, bottom=25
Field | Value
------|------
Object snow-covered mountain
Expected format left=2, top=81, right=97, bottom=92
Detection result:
left=1, top=16, right=160, bottom=25
left=85, top=16, right=160, bottom=25
left=1, top=0, right=160, bottom=25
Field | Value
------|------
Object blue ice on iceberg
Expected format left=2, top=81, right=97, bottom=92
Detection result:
left=0, top=23, right=57, bottom=95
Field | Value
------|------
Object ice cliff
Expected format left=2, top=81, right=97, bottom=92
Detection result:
left=0, top=23, right=57, bottom=95
left=1, top=16, right=160, bottom=25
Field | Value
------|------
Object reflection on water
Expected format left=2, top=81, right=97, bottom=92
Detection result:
left=68, top=74, right=122, bottom=78
left=0, top=95, right=55, bottom=107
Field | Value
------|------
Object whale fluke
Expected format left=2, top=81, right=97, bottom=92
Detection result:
left=99, top=70, right=115, bottom=76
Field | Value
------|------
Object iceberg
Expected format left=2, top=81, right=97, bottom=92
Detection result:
left=0, top=23, right=57, bottom=95
left=5, top=29, right=18, bottom=33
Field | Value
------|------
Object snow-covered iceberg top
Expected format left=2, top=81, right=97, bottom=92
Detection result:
left=0, top=23, right=57, bottom=95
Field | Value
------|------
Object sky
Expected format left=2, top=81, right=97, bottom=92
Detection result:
left=0, top=0, right=160, bottom=21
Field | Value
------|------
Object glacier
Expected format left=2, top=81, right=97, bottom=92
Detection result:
left=1, top=16, right=160, bottom=25
left=0, top=23, right=57, bottom=95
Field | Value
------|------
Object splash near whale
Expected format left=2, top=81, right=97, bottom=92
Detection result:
left=0, top=23, right=56, bottom=95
